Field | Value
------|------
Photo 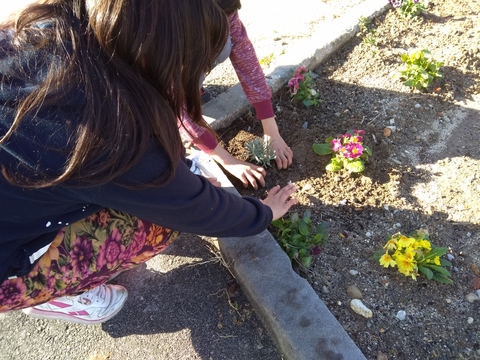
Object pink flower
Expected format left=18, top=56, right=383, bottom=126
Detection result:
left=96, top=229, right=125, bottom=270
left=295, top=66, right=307, bottom=77
left=288, top=77, right=300, bottom=95
left=0, top=278, right=27, bottom=307
left=354, top=129, right=365, bottom=136
left=331, top=139, right=342, bottom=152
left=344, top=143, right=364, bottom=159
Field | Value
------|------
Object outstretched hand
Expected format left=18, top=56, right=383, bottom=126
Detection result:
left=209, top=144, right=266, bottom=189
left=260, top=184, right=297, bottom=220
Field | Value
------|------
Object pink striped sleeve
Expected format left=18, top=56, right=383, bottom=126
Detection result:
left=228, top=12, right=274, bottom=120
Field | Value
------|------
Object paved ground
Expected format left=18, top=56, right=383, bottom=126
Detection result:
left=0, top=1, right=389, bottom=359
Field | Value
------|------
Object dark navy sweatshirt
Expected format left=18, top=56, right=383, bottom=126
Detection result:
left=0, top=29, right=272, bottom=283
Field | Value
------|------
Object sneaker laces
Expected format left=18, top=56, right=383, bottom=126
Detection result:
left=77, top=284, right=109, bottom=306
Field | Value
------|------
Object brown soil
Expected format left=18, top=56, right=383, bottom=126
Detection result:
left=216, top=2, right=480, bottom=359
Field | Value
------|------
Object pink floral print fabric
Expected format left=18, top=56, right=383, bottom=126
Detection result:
left=0, top=209, right=179, bottom=312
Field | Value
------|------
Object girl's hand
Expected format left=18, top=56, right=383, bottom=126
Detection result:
left=261, top=117, right=293, bottom=170
left=260, top=184, right=297, bottom=220
left=209, top=144, right=266, bottom=189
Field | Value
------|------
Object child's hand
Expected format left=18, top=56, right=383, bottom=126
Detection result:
left=209, top=144, right=266, bottom=189
left=260, top=184, right=297, bottom=220
left=261, top=117, right=293, bottom=170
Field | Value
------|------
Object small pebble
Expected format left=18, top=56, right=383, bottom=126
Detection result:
left=467, top=317, right=474, bottom=324
left=395, top=223, right=401, bottom=228
left=476, top=289, right=480, bottom=298
left=466, top=293, right=480, bottom=303
left=366, top=231, right=372, bottom=237
left=415, top=103, right=421, bottom=108
left=322, top=286, right=329, bottom=294
left=447, top=254, right=455, bottom=261
left=349, top=270, right=359, bottom=276
left=396, top=310, right=406, bottom=321
left=347, top=285, right=363, bottom=299
left=446, top=298, right=452, bottom=304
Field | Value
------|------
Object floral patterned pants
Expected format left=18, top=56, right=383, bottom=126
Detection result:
left=0, top=209, right=179, bottom=312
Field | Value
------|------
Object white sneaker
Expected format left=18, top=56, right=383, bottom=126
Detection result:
left=22, top=284, right=128, bottom=325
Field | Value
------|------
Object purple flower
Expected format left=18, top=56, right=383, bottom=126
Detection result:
left=97, top=229, right=125, bottom=269
left=70, top=236, right=94, bottom=276
left=331, top=139, right=342, bottom=152
left=0, top=278, right=27, bottom=307
left=288, top=78, right=300, bottom=95
left=310, top=246, right=321, bottom=256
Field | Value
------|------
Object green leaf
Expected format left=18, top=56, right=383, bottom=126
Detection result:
left=418, top=265, right=434, bottom=280
left=423, top=264, right=452, bottom=277
left=326, top=162, right=342, bottom=172
left=291, top=212, right=299, bottom=224
left=271, top=219, right=283, bottom=228
left=345, top=160, right=365, bottom=173
left=313, top=143, right=333, bottom=155
left=299, top=221, right=309, bottom=236
left=301, top=256, right=312, bottom=268
left=432, top=274, right=453, bottom=285
left=364, top=146, right=372, bottom=156
left=439, top=259, right=452, bottom=267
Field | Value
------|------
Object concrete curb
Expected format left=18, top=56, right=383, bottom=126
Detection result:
left=202, top=1, right=391, bottom=359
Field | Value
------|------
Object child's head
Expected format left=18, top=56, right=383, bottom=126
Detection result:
left=216, top=0, right=242, bottom=16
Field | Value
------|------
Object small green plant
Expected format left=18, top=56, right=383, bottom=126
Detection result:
left=244, top=137, right=276, bottom=167
left=287, top=66, right=321, bottom=107
left=389, top=0, right=426, bottom=19
left=374, top=229, right=453, bottom=284
left=271, top=210, right=329, bottom=268
left=358, top=16, right=377, bottom=47
left=397, top=49, right=443, bottom=90
left=259, top=53, right=274, bottom=68
left=313, top=129, right=371, bottom=173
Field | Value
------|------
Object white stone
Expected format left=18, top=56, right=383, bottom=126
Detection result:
left=396, top=310, right=406, bottom=321
left=350, top=299, right=373, bottom=318
left=365, top=232, right=372, bottom=237
left=467, top=317, right=474, bottom=324
left=466, top=293, right=480, bottom=303
left=349, top=270, right=359, bottom=276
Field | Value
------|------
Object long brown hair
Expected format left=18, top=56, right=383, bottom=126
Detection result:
left=0, top=0, right=229, bottom=188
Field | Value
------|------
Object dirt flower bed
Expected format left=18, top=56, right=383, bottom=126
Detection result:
left=217, top=1, right=480, bottom=359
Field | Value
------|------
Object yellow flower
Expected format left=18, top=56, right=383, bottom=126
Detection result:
left=380, top=253, right=397, bottom=268
left=397, top=236, right=415, bottom=249
left=395, top=253, right=416, bottom=273
left=433, top=256, right=441, bottom=265
left=383, top=238, right=397, bottom=251
left=413, top=239, right=431, bottom=251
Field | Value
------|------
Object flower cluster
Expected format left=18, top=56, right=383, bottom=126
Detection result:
left=377, top=230, right=453, bottom=284
left=287, top=66, right=321, bottom=107
left=313, top=129, right=371, bottom=173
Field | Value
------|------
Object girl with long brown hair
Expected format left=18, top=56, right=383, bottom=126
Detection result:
left=0, top=0, right=296, bottom=324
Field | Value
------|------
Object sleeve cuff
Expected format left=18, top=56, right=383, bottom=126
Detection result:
left=253, top=99, right=275, bottom=120
left=193, top=131, right=218, bottom=153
